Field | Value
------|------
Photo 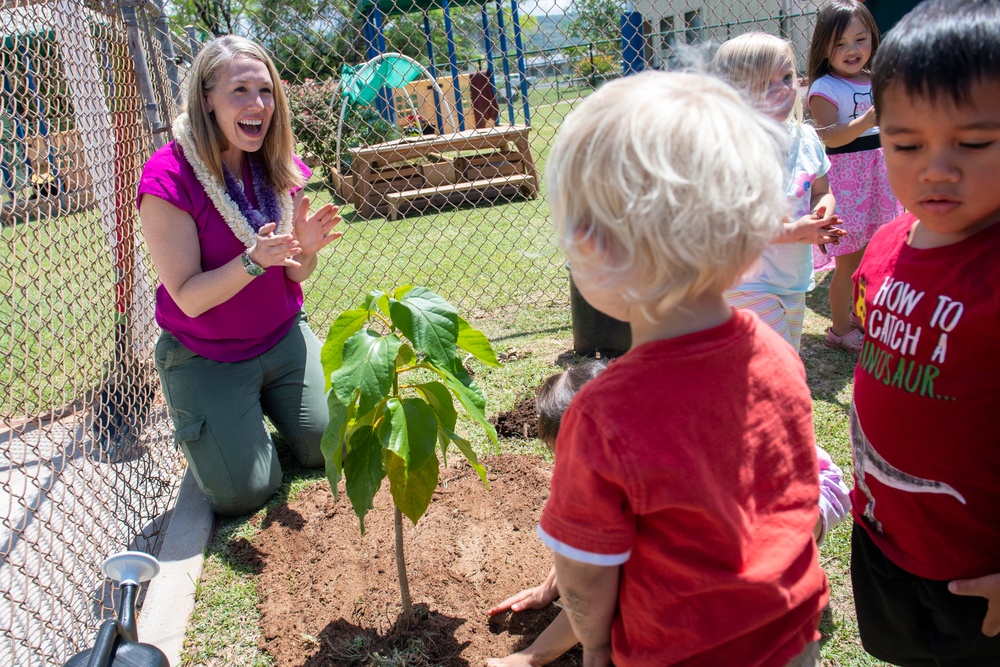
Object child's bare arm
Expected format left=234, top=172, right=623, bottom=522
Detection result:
left=775, top=176, right=844, bottom=247
left=810, top=96, right=877, bottom=147
left=949, top=572, right=1000, bottom=636
left=489, top=567, right=559, bottom=616
left=553, top=554, right=619, bottom=667
left=485, top=609, right=578, bottom=667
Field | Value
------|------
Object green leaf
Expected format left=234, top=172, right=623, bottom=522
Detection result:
left=321, top=308, right=370, bottom=389
left=320, top=390, right=352, bottom=496
left=385, top=398, right=438, bottom=472
left=388, top=287, right=459, bottom=367
left=392, top=285, right=415, bottom=299
left=364, top=289, right=391, bottom=317
left=437, top=429, right=451, bottom=465
left=344, top=425, right=387, bottom=534
left=414, top=381, right=458, bottom=432
left=331, top=331, right=401, bottom=416
left=446, top=429, right=489, bottom=488
left=443, top=356, right=486, bottom=412
left=437, top=363, right=499, bottom=449
left=456, top=316, right=499, bottom=367
left=385, top=449, right=439, bottom=525
left=396, top=343, right=417, bottom=367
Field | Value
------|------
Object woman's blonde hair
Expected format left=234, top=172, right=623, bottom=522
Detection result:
left=547, top=71, right=787, bottom=321
left=713, top=31, right=802, bottom=123
left=184, top=35, right=303, bottom=191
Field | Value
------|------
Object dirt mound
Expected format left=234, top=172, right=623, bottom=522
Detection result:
left=489, top=396, right=538, bottom=441
left=247, top=454, right=581, bottom=666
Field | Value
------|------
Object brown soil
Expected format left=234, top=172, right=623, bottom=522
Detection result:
left=247, top=454, right=582, bottom=666
left=489, top=396, right=538, bottom=441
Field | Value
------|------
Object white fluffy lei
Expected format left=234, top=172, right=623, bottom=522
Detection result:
left=173, top=113, right=293, bottom=249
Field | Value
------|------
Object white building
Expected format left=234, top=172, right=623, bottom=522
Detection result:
left=635, top=0, right=822, bottom=73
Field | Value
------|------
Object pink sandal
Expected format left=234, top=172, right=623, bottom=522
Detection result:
left=825, top=327, right=864, bottom=354
left=849, top=310, right=865, bottom=332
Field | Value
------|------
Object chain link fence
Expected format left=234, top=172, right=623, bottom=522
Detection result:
left=1, top=0, right=818, bottom=664
left=1, top=0, right=183, bottom=664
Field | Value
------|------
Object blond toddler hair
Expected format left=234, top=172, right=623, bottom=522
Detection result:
left=547, top=71, right=789, bottom=320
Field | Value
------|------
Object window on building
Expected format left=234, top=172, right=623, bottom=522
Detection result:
left=660, top=16, right=676, bottom=56
left=684, top=9, right=703, bottom=45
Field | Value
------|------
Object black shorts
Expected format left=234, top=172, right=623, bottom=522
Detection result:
left=851, top=523, right=1000, bottom=666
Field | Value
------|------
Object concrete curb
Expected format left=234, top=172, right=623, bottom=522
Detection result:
left=139, top=469, right=214, bottom=666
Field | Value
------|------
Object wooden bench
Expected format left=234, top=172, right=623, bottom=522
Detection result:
left=384, top=173, right=537, bottom=221
left=347, top=125, right=538, bottom=219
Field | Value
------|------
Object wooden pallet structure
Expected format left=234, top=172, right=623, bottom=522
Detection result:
left=334, top=125, right=538, bottom=220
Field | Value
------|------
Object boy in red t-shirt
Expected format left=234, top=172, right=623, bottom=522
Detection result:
left=850, top=1, right=1000, bottom=663
left=537, top=71, right=829, bottom=667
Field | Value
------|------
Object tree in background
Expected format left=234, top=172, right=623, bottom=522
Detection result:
left=252, top=0, right=354, bottom=82
left=565, top=0, right=623, bottom=80
left=566, top=0, right=622, bottom=54
left=168, top=0, right=237, bottom=37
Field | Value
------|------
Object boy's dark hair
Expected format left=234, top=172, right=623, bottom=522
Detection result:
left=807, top=0, right=881, bottom=84
left=536, top=359, right=609, bottom=450
left=872, top=0, right=1000, bottom=110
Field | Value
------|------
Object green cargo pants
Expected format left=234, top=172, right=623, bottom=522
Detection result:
left=154, top=312, right=328, bottom=516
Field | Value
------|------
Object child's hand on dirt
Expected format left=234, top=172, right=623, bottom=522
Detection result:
left=488, top=581, right=558, bottom=615
left=486, top=652, right=544, bottom=667
left=489, top=567, right=558, bottom=616
left=949, top=572, right=1000, bottom=636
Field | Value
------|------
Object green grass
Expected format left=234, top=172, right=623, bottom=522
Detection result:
left=1, top=210, right=119, bottom=418
left=181, top=271, right=890, bottom=667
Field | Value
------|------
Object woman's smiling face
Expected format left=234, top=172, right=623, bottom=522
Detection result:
left=204, top=54, right=274, bottom=172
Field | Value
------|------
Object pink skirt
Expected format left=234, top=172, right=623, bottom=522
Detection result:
left=813, top=146, right=902, bottom=271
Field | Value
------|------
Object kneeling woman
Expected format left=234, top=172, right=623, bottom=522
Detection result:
left=138, top=35, right=342, bottom=516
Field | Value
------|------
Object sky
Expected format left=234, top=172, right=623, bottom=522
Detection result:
left=518, top=0, right=573, bottom=16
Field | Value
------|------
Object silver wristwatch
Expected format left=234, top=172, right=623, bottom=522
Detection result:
left=241, top=250, right=265, bottom=277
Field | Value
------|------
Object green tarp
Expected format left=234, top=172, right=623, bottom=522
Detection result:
left=340, top=55, right=426, bottom=106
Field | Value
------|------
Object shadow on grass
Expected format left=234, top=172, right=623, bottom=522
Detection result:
left=806, top=269, right=834, bottom=320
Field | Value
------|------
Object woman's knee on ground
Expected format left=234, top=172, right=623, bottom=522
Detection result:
left=282, top=424, right=325, bottom=468
left=204, top=470, right=283, bottom=517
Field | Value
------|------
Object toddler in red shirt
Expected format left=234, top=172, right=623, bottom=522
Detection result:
left=537, top=71, right=829, bottom=667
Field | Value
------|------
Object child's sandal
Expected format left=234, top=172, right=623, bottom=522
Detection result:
left=849, top=310, right=865, bottom=332
left=825, top=327, right=864, bottom=354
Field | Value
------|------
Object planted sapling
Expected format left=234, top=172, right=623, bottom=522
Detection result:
left=320, top=285, right=499, bottom=622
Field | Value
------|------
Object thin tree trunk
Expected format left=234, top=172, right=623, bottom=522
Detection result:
left=394, top=505, right=414, bottom=623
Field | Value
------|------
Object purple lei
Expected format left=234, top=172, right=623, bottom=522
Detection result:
left=221, top=155, right=282, bottom=233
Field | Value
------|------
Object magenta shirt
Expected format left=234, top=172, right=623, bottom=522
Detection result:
left=137, top=142, right=311, bottom=362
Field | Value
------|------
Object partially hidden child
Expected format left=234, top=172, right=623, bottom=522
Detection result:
left=713, top=31, right=845, bottom=352
left=808, top=0, right=902, bottom=353
left=536, top=71, right=829, bottom=667
left=850, top=0, right=1000, bottom=663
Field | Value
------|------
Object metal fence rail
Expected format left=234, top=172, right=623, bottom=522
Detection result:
left=1, top=0, right=819, bottom=664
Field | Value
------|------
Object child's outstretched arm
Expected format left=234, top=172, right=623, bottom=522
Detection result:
left=775, top=176, right=844, bottom=248
left=485, top=609, right=578, bottom=667
left=489, top=566, right=559, bottom=616
left=809, top=96, right=878, bottom=148
left=949, top=573, right=1000, bottom=637
left=553, top=554, right=618, bottom=667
